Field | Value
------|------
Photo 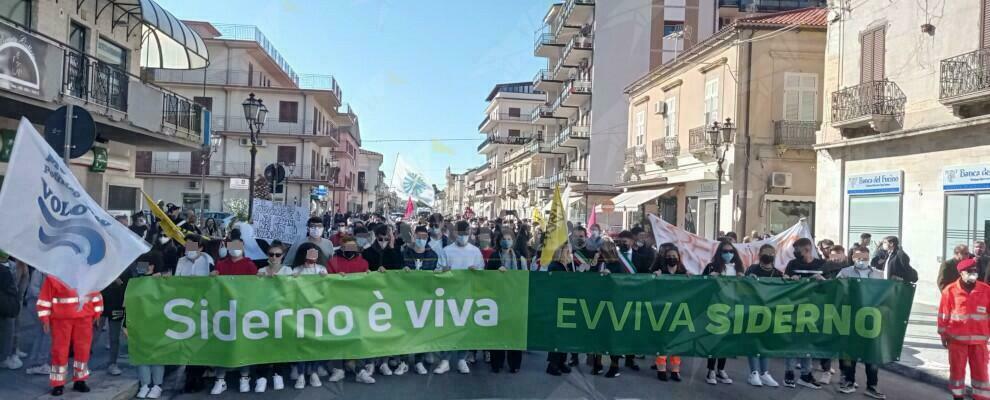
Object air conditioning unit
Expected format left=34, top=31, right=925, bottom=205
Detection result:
left=654, top=101, right=667, bottom=115
left=770, top=172, right=793, bottom=189
left=187, top=180, right=200, bottom=190
left=238, top=138, right=267, bottom=147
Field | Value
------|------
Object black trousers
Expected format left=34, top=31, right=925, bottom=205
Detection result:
left=707, top=358, right=727, bottom=371
left=840, top=359, right=878, bottom=387
left=253, top=363, right=290, bottom=380
left=490, top=350, right=522, bottom=370
left=548, top=352, right=567, bottom=370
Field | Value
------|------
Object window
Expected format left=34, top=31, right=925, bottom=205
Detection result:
left=107, top=186, right=138, bottom=212
left=313, top=108, right=320, bottom=134
left=279, top=101, right=299, bottom=123
left=860, top=26, right=886, bottom=83
left=193, top=96, right=213, bottom=111
left=983, top=0, right=990, bottom=48
left=358, top=171, right=366, bottom=192
left=704, top=78, right=719, bottom=125
left=848, top=195, right=901, bottom=249
left=508, top=107, right=521, bottom=117
left=944, top=194, right=990, bottom=259
left=508, top=129, right=521, bottom=137
left=248, top=63, right=254, bottom=86
left=783, top=72, right=818, bottom=121
left=768, top=201, right=815, bottom=234
left=96, top=37, right=126, bottom=67
left=0, top=0, right=31, bottom=27
left=664, top=97, right=677, bottom=137
left=69, top=22, right=87, bottom=52
left=277, top=146, right=296, bottom=164
left=166, top=152, right=181, bottom=161
left=663, top=23, right=683, bottom=37
left=634, top=110, right=645, bottom=146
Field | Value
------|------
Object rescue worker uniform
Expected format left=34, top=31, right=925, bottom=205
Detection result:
left=36, top=276, right=102, bottom=393
left=939, top=258, right=990, bottom=400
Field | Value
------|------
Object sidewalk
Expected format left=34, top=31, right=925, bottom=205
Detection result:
left=883, top=303, right=950, bottom=387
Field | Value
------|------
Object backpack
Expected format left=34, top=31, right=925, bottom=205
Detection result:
left=0, top=265, right=20, bottom=318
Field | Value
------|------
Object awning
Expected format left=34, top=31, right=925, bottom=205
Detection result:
left=611, top=188, right=674, bottom=211
left=110, top=0, right=209, bottom=69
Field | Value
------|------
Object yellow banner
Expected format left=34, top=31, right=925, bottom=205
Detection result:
left=141, top=192, right=187, bottom=245
left=539, top=185, right=567, bottom=267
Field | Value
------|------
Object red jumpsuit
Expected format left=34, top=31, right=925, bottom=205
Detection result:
left=939, top=280, right=990, bottom=400
left=35, top=276, right=102, bottom=388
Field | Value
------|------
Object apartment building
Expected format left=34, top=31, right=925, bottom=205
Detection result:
left=0, top=0, right=208, bottom=213
left=476, top=82, right=545, bottom=218
left=816, top=0, right=990, bottom=305
left=442, top=167, right=469, bottom=217
left=356, top=149, right=383, bottom=213
left=139, top=21, right=359, bottom=214
left=622, top=8, right=826, bottom=237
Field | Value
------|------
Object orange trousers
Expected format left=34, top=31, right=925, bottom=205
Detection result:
left=655, top=355, right=681, bottom=372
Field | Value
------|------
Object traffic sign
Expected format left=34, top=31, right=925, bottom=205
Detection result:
left=600, top=200, right=615, bottom=213
left=44, top=105, right=96, bottom=159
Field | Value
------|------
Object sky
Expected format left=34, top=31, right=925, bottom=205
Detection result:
left=158, top=0, right=551, bottom=189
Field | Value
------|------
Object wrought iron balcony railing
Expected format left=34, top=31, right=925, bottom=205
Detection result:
left=773, top=120, right=819, bottom=147
left=830, top=80, right=906, bottom=124
left=63, top=51, right=128, bottom=112
left=624, top=145, right=646, bottom=166
left=652, top=136, right=680, bottom=163
left=940, top=48, right=990, bottom=100
left=688, top=126, right=710, bottom=155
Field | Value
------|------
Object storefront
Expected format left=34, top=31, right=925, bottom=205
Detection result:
left=845, top=171, right=903, bottom=248
left=942, top=164, right=990, bottom=259
left=684, top=181, right=718, bottom=238
left=610, top=187, right=673, bottom=230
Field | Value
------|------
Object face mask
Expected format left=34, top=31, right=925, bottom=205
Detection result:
left=343, top=251, right=357, bottom=259
left=309, top=227, right=324, bottom=238
left=338, top=227, right=346, bottom=233
left=229, top=249, right=243, bottom=258
left=618, top=243, right=629, bottom=252
left=665, top=257, right=679, bottom=266
left=356, top=237, right=371, bottom=248
left=759, top=254, right=774, bottom=265
left=720, top=252, right=734, bottom=263
left=158, top=236, right=170, bottom=245
left=415, top=239, right=428, bottom=248
left=219, top=247, right=228, bottom=258
left=854, top=260, right=869, bottom=270
left=378, top=239, right=388, bottom=247
left=572, top=237, right=586, bottom=248
left=501, top=239, right=513, bottom=248
left=963, top=272, right=979, bottom=284
left=186, top=251, right=199, bottom=259
left=456, top=235, right=469, bottom=246
left=591, top=230, right=601, bottom=238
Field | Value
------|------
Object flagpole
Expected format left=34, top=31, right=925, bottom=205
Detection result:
left=388, top=153, right=400, bottom=215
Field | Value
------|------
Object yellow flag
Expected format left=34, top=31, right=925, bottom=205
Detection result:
left=539, top=185, right=568, bottom=267
left=141, top=192, right=187, bottom=245
left=431, top=139, right=455, bottom=155
left=531, top=206, right=543, bottom=224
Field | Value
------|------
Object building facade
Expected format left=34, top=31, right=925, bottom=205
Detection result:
left=357, top=149, right=383, bottom=213
left=623, top=8, right=826, bottom=237
left=139, top=22, right=360, bottom=214
left=816, top=0, right=990, bottom=305
left=0, top=0, right=208, bottom=214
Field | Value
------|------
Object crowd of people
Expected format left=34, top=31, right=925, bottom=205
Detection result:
left=0, top=205, right=965, bottom=399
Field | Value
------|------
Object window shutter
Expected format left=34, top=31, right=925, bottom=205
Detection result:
left=860, top=30, right=875, bottom=83
left=872, top=28, right=885, bottom=81
left=982, top=0, right=990, bottom=48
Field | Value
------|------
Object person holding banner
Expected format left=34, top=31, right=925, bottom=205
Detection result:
left=743, top=244, right=782, bottom=388
left=590, top=239, right=637, bottom=378
left=837, top=246, right=886, bottom=398
left=129, top=252, right=166, bottom=399
left=569, top=226, right=596, bottom=272
left=629, top=227, right=657, bottom=274
left=210, top=239, right=257, bottom=395
left=544, top=244, right=575, bottom=376
left=783, top=237, right=825, bottom=390
left=651, top=243, right=687, bottom=382
left=702, top=239, right=744, bottom=386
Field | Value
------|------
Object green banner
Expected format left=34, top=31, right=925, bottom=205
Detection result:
left=124, top=271, right=913, bottom=367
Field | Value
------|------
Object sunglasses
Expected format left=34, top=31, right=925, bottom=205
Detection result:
left=268, top=252, right=283, bottom=257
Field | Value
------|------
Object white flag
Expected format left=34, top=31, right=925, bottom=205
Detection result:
left=0, top=118, right=150, bottom=296
left=391, top=155, right=434, bottom=205
left=648, top=214, right=814, bottom=275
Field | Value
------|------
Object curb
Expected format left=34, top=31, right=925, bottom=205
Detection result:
left=882, top=361, right=948, bottom=389
left=33, top=371, right=138, bottom=400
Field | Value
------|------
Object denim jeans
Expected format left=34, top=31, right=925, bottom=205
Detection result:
left=138, top=365, right=165, bottom=387
left=215, top=366, right=250, bottom=379
left=91, top=318, right=123, bottom=365
left=785, top=357, right=813, bottom=375
left=24, top=296, right=51, bottom=367
left=747, top=356, right=769, bottom=374
left=442, top=350, right=466, bottom=362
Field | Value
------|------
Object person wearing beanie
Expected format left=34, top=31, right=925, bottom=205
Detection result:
left=939, top=257, right=990, bottom=400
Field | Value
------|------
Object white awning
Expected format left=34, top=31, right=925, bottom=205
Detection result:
left=112, top=0, right=209, bottom=69
left=611, top=188, right=674, bottom=211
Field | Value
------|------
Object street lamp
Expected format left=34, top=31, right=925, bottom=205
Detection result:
left=706, top=118, right=735, bottom=240
left=199, top=133, right=223, bottom=223
left=327, top=157, right=340, bottom=214
left=242, top=93, right=268, bottom=221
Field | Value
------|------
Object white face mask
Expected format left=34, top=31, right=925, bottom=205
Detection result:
left=963, top=271, right=979, bottom=284
left=219, top=247, right=228, bottom=258
left=309, top=227, right=324, bottom=238
left=854, top=260, right=869, bottom=270
left=186, top=251, right=199, bottom=259
left=229, top=249, right=243, bottom=258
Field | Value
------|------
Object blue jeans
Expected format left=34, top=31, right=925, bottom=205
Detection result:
left=747, top=357, right=769, bottom=374
left=785, top=357, right=812, bottom=375
left=442, top=351, right=466, bottom=362
left=215, top=366, right=250, bottom=379
left=24, top=300, right=51, bottom=367
left=138, top=365, right=165, bottom=387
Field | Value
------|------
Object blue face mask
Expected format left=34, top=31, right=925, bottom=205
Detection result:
left=501, top=239, right=513, bottom=248
left=720, top=252, right=734, bottom=263
left=415, top=239, right=428, bottom=248
left=457, top=235, right=469, bottom=245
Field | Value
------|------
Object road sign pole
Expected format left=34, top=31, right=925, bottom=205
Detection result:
left=62, top=104, right=73, bottom=161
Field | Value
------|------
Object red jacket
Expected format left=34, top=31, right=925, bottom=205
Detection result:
left=216, top=257, right=258, bottom=276
left=36, top=276, right=102, bottom=324
left=328, top=254, right=369, bottom=274
left=939, top=280, right=990, bottom=344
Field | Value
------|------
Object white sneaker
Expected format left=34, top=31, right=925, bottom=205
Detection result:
left=239, top=376, right=250, bottom=393
left=394, top=362, right=409, bottom=376
left=136, top=385, right=150, bottom=399
left=364, top=363, right=375, bottom=374
left=457, top=359, right=470, bottom=374
left=434, top=360, right=450, bottom=375
left=329, top=368, right=345, bottom=382
left=356, top=369, right=376, bottom=384
left=414, top=362, right=428, bottom=375
left=309, top=372, right=322, bottom=388
left=706, top=370, right=718, bottom=385
left=294, top=375, right=305, bottom=390
left=717, top=370, right=733, bottom=384
left=210, top=379, right=227, bottom=395
left=818, top=371, right=834, bottom=385
left=272, top=374, right=285, bottom=390
left=2, top=355, right=22, bottom=370
left=317, top=365, right=329, bottom=377
left=254, top=377, right=266, bottom=393
left=25, top=364, right=49, bottom=375
left=147, top=385, right=162, bottom=399
left=748, top=371, right=763, bottom=386
left=761, top=372, right=780, bottom=387
left=108, top=363, right=122, bottom=376
left=290, top=365, right=300, bottom=380
left=379, top=362, right=393, bottom=376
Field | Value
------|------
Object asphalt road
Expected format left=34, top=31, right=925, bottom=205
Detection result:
left=167, top=353, right=950, bottom=400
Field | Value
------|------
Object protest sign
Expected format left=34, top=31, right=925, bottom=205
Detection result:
left=126, top=271, right=913, bottom=367
left=251, top=199, right=308, bottom=244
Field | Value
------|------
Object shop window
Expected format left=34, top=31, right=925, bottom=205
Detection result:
left=944, top=193, right=990, bottom=259
left=848, top=195, right=901, bottom=249
left=767, top=201, right=815, bottom=235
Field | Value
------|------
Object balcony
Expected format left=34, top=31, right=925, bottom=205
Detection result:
left=477, top=135, right=530, bottom=152
left=831, top=80, right=906, bottom=135
left=718, top=0, right=827, bottom=12
left=517, top=181, right=528, bottom=196
left=688, top=126, right=712, bottom=158
left=136, top=160, right=336, bottom=182
left=525, top=135, right=556, bottom=157
left=533, top=69, right=563, bottom=92
left=651, top=136, right=679, bottom=167
left=530, top=176, right=551, bottom=190
left=534, top=27, right=564, bottom=58
left=552, top=92, right=578, bottom=119
left=940, top=48, right=990, bottom=117
left=560, top=122, right=591, bottom=147
left=562, top=0, right=595, bottom=26
left=63, top=51, right=128, bottom=112
left=561, top=79, right=592, bottom=107
left=565, top=168, right=588, bottom=183
left=211, top=115, right=338, bottom=146
left=561, top=35, right=594, bottom=66
left=530, top=104, right=559, bottom=124
left=773, top=120, right=819, bottom=148
left=624, top=146, right=647, bottom=173
left=479, top=112, right=531, bottom=132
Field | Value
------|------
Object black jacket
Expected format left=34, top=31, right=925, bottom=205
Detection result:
left=0, top=265, right=19, bottom=318
left=100, top=271, right=129, bottom=320
left=872, top=249, right=918, bottom=283
left=363, top=244, right=404, bottom=270
left=632, top=246, right=657, bottom=274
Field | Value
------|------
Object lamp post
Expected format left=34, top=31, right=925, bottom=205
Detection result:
left=327, top=157, right=339, bottom=214
left=199, top=134, right=222, bottom=222
left=706, top=118, right=735, bottom=240
left=242, top=93, right=268, bottom=221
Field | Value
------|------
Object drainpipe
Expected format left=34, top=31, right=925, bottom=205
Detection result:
left=739, top=30, right=754, bottom=234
